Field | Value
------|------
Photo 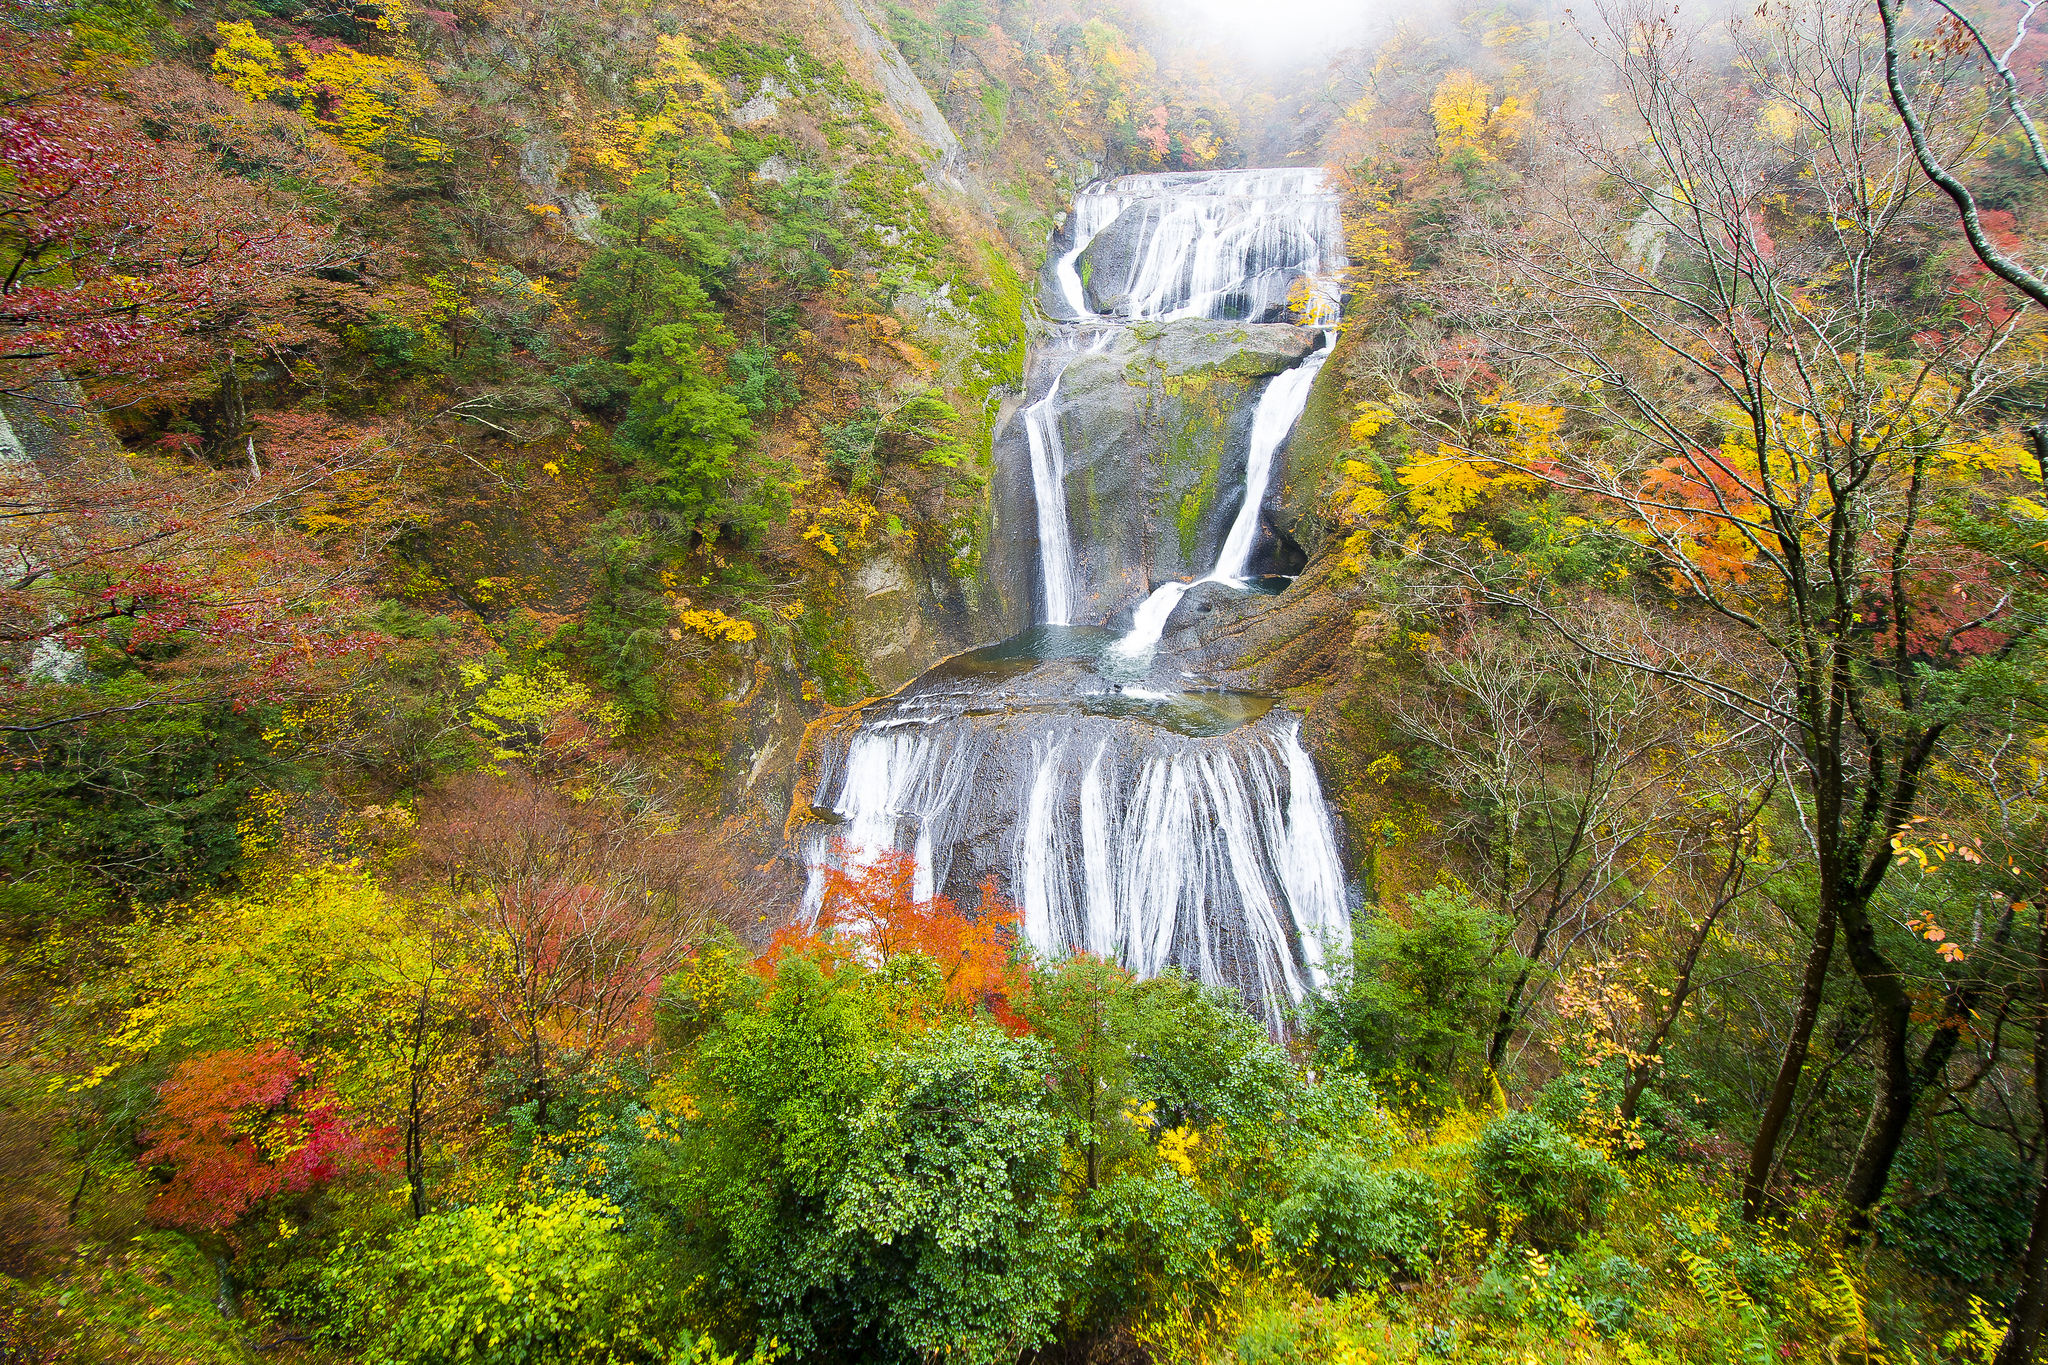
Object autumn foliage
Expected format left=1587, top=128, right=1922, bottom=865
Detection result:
left=137, top=1042, right=388, bottom=1234
left=0, top=32, right=361, bottom=414
left=800, top=841, right=1028, bottom=1030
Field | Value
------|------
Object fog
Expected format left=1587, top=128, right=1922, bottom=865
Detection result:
left=1155, top=0, right=1396, bottom=66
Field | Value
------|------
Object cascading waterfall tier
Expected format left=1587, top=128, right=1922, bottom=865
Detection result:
left=1051, top=168, right=1345, bottom=323
left=798, top=635, right=1350, bottom=1027
left=793, top=170, right=1352, bottom=1028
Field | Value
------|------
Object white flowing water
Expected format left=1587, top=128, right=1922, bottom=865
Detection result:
left=799, top=169, right=1355, bottom=1031
left=1205, top=338, right=1332, bottom=583
left=1059, top=168, right=1344, bottom=322
left=1023, top=368, right=1079, bottom=625
left=1110, top=333, right=1332, bottom=659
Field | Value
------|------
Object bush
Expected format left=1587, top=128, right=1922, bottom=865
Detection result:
left=1273, top=1154, right=1440, bottom=1290
left=1080, top=1167, right=1228, bottom=1325
left=1879, top=1134, right=2036, bottom=1298
left=333, top=1190, right=692, bottom=1365
left=1470, top=1110, right=1622, bottom=1250
left=1305, top=887, right=1520, bottom=1090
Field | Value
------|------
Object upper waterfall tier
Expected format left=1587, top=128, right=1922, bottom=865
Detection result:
left=1047, top=168, right=1345, bottom=323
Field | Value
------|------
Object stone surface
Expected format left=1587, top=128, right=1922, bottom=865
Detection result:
left=988, top=320, right=1317, bottom=627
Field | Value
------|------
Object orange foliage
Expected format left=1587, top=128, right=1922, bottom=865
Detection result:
left=792, top=841, right=1029, bottom=1032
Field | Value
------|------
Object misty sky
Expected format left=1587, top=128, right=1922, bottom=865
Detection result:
left=1161, top=0, right=1389, bottom=64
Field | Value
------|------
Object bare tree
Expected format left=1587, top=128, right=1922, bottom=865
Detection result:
left=1418, top=0, right=2044, bottom=1225
left=415, top=776, right=715, bottom=1129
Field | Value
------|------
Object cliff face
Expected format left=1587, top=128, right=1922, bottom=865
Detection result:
left=983, top=320, right=1318, bottom=629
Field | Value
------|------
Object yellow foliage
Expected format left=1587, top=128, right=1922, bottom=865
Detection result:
left=1400, top=444, right=1539, bottom=531
left=1757, top=100, right=1802, bottom=144
left=1349, top=400, right=1399, bottom=443
left=289, top=42, right=446, bottom=165
left=677, top=608, right=758, bottom=643
left=1157, top=1124, right=1202, bottom=1179
left=591, top=34, right=730, bottom=182
left=1429, top=70, right=1533, bottom=162
left=211, top=21, right=286, bottom=102
left=459, top=662, right=621, bottom=772
left=1431, top=70, right=1493, bottom=154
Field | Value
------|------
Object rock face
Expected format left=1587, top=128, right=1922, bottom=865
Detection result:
left=988, top=320, right=1317, bottom=626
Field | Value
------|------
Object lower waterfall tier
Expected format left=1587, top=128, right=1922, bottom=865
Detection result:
left=796, top=629, right=1353, bottom=1028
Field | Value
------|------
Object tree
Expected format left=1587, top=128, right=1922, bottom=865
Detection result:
left=811, top=842, right=1026, bottom=1028
left=105, top=869, right=479, bottom=1215
left=0, top=31, right=362, bottom=415
left=2, top=410, right=401, bottom=735
left=137, top=1042, right=387, bottom=1235
left=619, top=295, right=755, bottom=534
left=1308, top=886, right=1522, bottom=1089
left=1392, top=618, right=1706, bottom=1068
left=335, top=1190, right=736, bottom=1365
left=416, top=777, right=708, bottom=1130
left=1431, top=0, right=2045, bottom=1224
left=573, top=179, right=735, bottom=362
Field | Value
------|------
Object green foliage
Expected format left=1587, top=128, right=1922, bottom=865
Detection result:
left=1469, top=1110, right=1622, bottom=1251
left=0, top=700, right=276, bottom=910
left=620, top=309, right=757, bottom=531
left=937, top=0, right=991, bottom=41
left=823, top=392, right=973, bottom=492
left=1273, top=1155, right=1441, bottom=1290
left=1879, top=1135, right=2036, bottom=1299
left=1079, top=1167, right=1226, bottom=1323
left=327, top=1191, right=721, bottom=1365
left=1307, top=887, right=1520, bottom=1089
left=834, top=1024, right=1074, bottom=1363
left=672, top=961, right=1072, bottom=1363
left=576, top=178, right=738, bottom=361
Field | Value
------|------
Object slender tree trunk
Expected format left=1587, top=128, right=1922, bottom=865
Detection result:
left=1995, top=905, right=2048, bottom=1365
left=1744, top=900, right=1837, bottom=1221
left=1838, top=900, right=1918, bottom=1229
left=1621, top=906, right=1724, bottom=1123
left=1488, top=894, right=1567, bottom=1069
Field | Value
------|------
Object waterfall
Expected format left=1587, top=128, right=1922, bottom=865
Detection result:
left=803, top=681, right=1349, bottom=1030
left=1058, top=168, right=1345, bottom=323
left=1112, top=332, right=1332, bottom=658
left=1023, top=367, right=1078, bottom=625
left=1206, top=338, right=1332, bottom=583
left=796, top=168, right=1355, bottom=1031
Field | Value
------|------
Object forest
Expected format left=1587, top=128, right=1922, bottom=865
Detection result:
left=1, top=0, right=2046, bottom=1358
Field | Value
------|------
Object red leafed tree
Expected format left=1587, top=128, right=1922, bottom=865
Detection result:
left=0, top=32, right=361, bottom=415
left=1, top=411, right=406, bottom=733
left=415, top=777, right=710, bottom=1127
left=812, top=842, right=1029, bottom=1031
left=137, top=1042, right=388, bottom=1234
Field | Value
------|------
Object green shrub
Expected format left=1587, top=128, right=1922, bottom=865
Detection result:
left=1470, top=1110, right=1622, bottom=1250
left=1273, top=1154, right=1440, bottom=1290
left=1306, top=887, right=1520, bottom=1091
left=332, top=1190, right=698, bottom=1365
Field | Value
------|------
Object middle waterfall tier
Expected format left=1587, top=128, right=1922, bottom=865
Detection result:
left=1003, top=320, right=1325, bottom=629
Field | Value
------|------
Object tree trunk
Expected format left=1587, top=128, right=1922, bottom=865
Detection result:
left=1488, top=893, right=1567, bottom=1069
left=1744, top=900, right=1838, bottom=1221
left=1838, top=901, right=1918, bottom=1229
left=1995, top=905, right=2048, bottom=1365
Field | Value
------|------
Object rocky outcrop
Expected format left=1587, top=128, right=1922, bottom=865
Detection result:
left=988, top=320, right=1318, bottom=626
